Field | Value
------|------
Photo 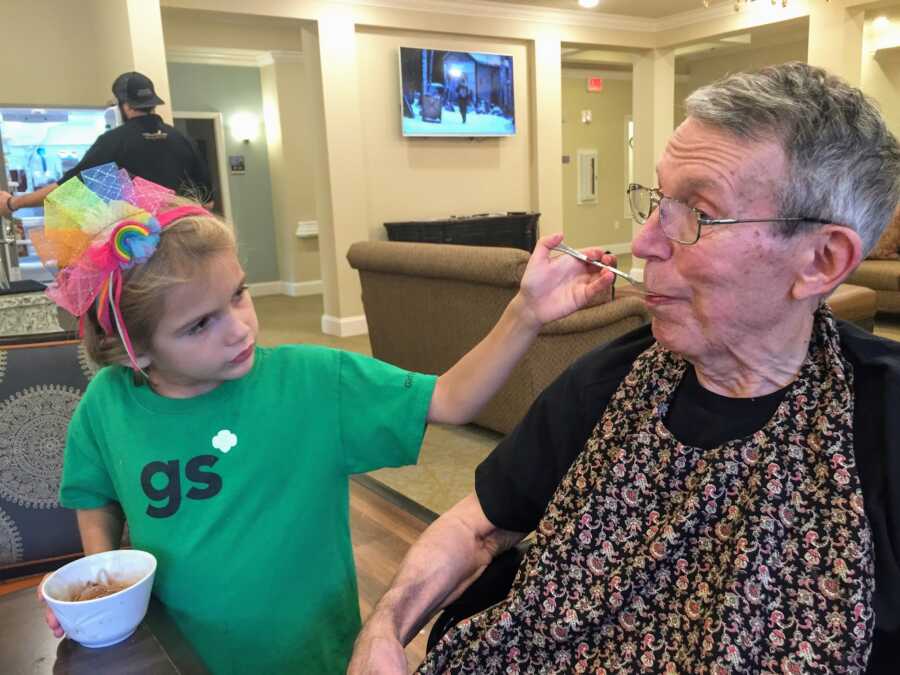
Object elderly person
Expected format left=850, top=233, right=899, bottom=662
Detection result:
left=349, top=62, right=900, bottom=674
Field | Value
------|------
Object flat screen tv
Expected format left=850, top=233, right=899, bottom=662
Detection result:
left=399, top=47, right=516, bottom=137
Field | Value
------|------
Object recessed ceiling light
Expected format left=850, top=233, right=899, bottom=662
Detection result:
left=578, top=0, right=599, bottom=8
left=873, top=16, right=890, bottom=31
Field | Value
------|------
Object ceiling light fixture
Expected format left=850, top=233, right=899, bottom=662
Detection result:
left=578, top=0, right=599, bottom=8
left=702, top=0, right=830, bottom=11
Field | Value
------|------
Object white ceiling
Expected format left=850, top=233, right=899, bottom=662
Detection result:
left=473, top=0, right=728, bottom=20
left=559, top=16, right=808, bottom=68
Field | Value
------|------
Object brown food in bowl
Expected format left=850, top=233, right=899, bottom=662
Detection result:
left=68, top=570, right=134, bottom=602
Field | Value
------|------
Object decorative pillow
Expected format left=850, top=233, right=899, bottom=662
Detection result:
left=868, top=207, right=900, bottom=260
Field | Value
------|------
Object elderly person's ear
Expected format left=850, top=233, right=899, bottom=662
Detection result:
left=791, top=224, right=863, bottom=301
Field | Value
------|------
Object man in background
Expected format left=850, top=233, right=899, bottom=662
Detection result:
left=1, top=71, right=211, bottom=218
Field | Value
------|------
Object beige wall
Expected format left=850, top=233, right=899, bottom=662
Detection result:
left=355, top=30, right=532, bottom=241
left=90, top=0, right=135, bottom=103
left=0, top=0, right=171, bottom=112
left=862, top=8, right=900, bottom=139
left=561, top=74, right=632, bottom=250
left=0, top=2, right=109, bottom=106
left=261, top=57, right=321, bottom=285
left=161, top=8, right=304, bottom=52
left=674, top=39, right=808, bottom=127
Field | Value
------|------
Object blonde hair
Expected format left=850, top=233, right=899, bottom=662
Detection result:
left=82, top=201, right=236, bottom=369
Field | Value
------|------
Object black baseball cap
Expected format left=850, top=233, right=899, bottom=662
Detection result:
left=112, top=72, right=165, bottom=109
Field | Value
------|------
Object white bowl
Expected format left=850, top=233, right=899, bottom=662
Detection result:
left=41, top=549, right=157, bottom=648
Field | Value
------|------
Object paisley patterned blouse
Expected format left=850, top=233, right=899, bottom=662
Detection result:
left=420, top=307, right=874, bottom=674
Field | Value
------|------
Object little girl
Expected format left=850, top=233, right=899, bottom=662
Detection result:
left=37, top=163, right=614, bottom=674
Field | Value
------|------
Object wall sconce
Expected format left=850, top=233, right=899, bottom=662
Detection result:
left=230, top=113, right=259, bottom=143
left=873, top=15, right=891, bottom=33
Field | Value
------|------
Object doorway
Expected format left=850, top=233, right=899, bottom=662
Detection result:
left=172, top=112, right=233, bottom=223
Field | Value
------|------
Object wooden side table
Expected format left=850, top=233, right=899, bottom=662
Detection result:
left=0, top=587, right=209, bottom=674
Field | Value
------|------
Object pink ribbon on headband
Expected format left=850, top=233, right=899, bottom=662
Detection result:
left=94, top=205, right=211, bottom=374
left=157, top=205, right=210, bottom=227
left=35, top=163, right=214, bottom=375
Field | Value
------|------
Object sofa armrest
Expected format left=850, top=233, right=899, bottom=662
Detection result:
left=348, top=241, right=527, bottom=287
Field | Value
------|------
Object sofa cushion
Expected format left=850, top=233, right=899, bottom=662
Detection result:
left=827, top=284, right=877, bottom=326
left=847, top=260, right=900, bottom=293
left=868, top=208, right=900, bottom=260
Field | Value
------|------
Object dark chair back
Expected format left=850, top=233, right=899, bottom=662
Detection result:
left=0, top=339, right=96, bottom=580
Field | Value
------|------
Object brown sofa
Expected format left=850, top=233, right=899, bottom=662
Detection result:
left=347, top=241, right=650, bottom=435
left=846, top=208, right=900, bottom=315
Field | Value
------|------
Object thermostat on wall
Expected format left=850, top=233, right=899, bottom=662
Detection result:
left=296, top=221, right=319, bottom=238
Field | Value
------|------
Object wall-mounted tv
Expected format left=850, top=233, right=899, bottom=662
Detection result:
left=399, top=47, right=516, bottom=137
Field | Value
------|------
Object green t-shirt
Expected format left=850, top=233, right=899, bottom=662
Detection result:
left=59, top=345, right=436, bottom=674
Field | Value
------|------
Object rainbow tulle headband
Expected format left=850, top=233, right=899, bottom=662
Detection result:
left=32, top=162, right=210, bottom=372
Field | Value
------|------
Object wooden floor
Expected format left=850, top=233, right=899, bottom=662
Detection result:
left=0, top=481, right=433, bottom=673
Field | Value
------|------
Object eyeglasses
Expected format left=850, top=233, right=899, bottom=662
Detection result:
left=626, top=183, right=831, bottom=245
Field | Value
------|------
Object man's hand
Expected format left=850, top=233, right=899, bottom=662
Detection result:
left=347, top=495, right=521, bottom=673
left=37, top=574, right=64, bottom=638
left=515, top=232, right=615, bottom=329
left=347, top=624, right=408, bottom=675
left=0, top=191, right=12, bottom=219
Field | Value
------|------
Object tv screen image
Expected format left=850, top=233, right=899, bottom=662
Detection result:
left=399, top=47, right=516, bottom=137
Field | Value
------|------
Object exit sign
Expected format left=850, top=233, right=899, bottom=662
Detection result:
left=587, top=77, right=604, bottom=93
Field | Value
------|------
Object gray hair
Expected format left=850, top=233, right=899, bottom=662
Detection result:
left=685, top=61, right=900, bottom=255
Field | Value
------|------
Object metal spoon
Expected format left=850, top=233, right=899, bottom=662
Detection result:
left=552, top=243, right=648, bottom=295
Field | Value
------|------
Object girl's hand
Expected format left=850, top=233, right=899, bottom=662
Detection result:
left=38, top=574, right=64, bottom=638
left=0, top=191, right=12, bottom=218
left=516, top=232, right=616, bottom=328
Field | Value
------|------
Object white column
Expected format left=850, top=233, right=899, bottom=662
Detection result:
left=87, top=0, right=171, bottom=122
left=532, top=33, right=563, bottom=237
left=311, top=10, right=369, bottom=336
left=630, top=48, right=674, bottom=278
left=261, top=52, right=320, bottom=290
left=808, top=2, right=865, bottom=87
left=125, top=0, right=173, bottom=123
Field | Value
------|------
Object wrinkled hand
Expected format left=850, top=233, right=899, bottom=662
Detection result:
left=38, top=574, right=64, bottom=638
left=0, top=191, right=12, bottom=219
left=516, top=232, right=616, bottom=327
left=347, top=626, right=408, bottom=675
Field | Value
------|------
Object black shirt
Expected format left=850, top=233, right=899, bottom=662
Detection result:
left=59, top=115, right=211, bottom=200
left=476, top=322, right=900, bottom=671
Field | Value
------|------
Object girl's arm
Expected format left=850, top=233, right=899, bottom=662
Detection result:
left=427, top=232, right=615, bottom=425
left=76, top=503, right=126, bottom=554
